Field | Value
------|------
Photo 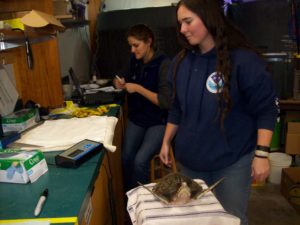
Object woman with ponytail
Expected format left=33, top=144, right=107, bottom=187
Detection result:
left=159, top=1, right=278, bottom=224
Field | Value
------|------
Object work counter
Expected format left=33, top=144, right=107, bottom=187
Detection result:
left=0, top=107, right=125, bottom=225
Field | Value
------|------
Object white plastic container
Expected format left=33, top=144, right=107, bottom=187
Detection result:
left=268, top=152, right=292, bottom=184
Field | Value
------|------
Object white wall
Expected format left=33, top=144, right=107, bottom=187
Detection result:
left=102, top=0, right=180, bottom=12
left=57, top=27, right=91, bottom=83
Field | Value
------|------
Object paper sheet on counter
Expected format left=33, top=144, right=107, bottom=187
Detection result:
left=15, top=116, right=118, bottom=152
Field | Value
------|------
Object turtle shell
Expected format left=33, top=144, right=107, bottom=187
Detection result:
left=152, top=172, right=203, bottom=203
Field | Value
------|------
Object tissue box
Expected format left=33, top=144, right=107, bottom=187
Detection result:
left=0, top=149, right=48, bottom=184
left=1, top=108, right=40, bottom=134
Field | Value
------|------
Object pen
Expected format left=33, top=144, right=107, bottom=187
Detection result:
left=34, top=188, right=48, bottom=217
left=115, top=75, right=124, bottom=83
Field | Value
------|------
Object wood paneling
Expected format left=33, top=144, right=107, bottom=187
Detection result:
left=0, top=0, right=64, bottom=107
left=88, top=0, right=102, bottom=54
left=0, top=0, right=53, bottom=14
left=12, top=38, right=63, bottom=107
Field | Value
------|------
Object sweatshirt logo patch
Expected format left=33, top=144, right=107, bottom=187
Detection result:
left=206, top=72, right=224, bottom=93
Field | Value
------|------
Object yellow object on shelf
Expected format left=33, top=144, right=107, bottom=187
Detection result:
left=71, top=105, right=109, bottom=118
left=2, top=18, right=24, bottom=30
left=50, top=101, right=118, bottom=118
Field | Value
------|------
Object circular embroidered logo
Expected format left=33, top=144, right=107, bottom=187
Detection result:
left=206, top=72, right=224, bottom=94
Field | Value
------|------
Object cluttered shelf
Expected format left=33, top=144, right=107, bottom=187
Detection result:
left=279, top=99, right=300, bottom=111
left=0, top=28, right=55, bottom=51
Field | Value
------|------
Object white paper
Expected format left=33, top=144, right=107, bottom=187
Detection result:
left=0, top=65, right=19, bottom=116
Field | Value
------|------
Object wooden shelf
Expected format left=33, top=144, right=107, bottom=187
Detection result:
left=279, top=99, right=300, bottom=111
left=0, top=29, right=55, bottom=51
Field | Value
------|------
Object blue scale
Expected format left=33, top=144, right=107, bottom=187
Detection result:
left=55, top=139, right=103, bottom=168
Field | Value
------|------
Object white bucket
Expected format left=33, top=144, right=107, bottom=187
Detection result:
left=268, top=152, right=292, bottom=184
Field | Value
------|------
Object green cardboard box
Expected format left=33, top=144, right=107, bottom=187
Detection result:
left=1, top=108, right=40, bottom=134
left=0, top=149, right=48, bottom=184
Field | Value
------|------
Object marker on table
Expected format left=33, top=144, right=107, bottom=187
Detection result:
left=34, top=188, right=48, bottom=217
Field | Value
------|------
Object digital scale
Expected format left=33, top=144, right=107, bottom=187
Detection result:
left=55, top=139, right=103, bottom=168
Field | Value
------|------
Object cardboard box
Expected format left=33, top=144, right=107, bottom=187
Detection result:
left=53, top=0, right=73, bottom=19
left=281, top=167, right=300, bottom=213
left=285, top=122, right=300, bottom=155
left=1, top=108, right=40, bottom=134
left=20, top=10, right=65, bottom=33
left=0, top=149, right=48, bottom=184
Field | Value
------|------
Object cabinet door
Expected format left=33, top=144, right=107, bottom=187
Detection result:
left=109, top=110, right=125, bottom=225
left=82, top=155, right=112, bottom=225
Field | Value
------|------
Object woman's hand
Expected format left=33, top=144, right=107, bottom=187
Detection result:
left=125, top=83, right=141, bottom=93
left=113, top=77, right=126, bottom=89
left=251, top=157, right=270, bottom=182
left=159, top=143, right=172, bottom=168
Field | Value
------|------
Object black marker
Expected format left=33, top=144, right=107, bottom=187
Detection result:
left=34, top=188, right=48, bottom=216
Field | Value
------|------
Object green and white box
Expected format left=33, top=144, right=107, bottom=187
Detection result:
left=1, top=108, right=40, bottom=134
left=0, top=149, right=48, bottom=184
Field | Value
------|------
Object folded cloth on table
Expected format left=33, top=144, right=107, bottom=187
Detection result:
left=14, top=116, right=118, bottom=152
left=126, top=179, right=240, bottom=225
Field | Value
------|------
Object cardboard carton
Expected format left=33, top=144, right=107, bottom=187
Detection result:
left=281, top=167, right=300, bottom=213
left=21, top=10, right=65, bottom=33
left=0, top=149, right=48, bottom=184
left=53, top=0, right=73, bottom=19
left=283, top=111, right=300, bottom=155
left=285, top=122, right=300, bottom=155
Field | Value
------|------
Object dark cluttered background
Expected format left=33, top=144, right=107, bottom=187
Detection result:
left=94, top=0, right=295, bottom=99
left=94, top=6, right=180, bottom=77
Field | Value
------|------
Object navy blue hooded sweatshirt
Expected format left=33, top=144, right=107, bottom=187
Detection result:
left=125, top=50, right=171, bottom=128
left=168, top=48, right=278, bottom=171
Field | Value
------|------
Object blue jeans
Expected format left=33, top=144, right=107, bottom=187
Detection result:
left=179, top=151, right=254, bottom=225
left=122, top=119, right=165, bottom=191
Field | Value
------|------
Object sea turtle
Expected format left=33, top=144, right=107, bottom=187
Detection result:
left=138, top=172, right=224, bottom=205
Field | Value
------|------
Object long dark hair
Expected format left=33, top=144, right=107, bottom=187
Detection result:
left=126, top=24, right=155, bottom=49
left=173, top=0, right=254, bottom=126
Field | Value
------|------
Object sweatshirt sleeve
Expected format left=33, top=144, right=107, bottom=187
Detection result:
left=167, top=60, right=182, bottom=125
left=157, top=58, right=172, bottom=109
left=236, top=51, right=278, bottom=131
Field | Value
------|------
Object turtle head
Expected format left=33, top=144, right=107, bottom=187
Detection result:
left=172, top=182, right=191, bottom=204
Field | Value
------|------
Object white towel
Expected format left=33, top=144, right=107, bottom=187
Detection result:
left=127, top=179, right=240, bottom=225
left=15, top=116, right=118, bottom=152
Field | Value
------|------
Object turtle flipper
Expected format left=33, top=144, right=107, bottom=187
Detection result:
left=137, top=181, right=170, bottom=204
left=196, top=177, right=225, bottom=199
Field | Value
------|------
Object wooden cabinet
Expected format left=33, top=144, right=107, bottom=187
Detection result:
left=0, top=0, right=104, bottom=107
left=81, top=111, right=125, bottom=225
left=0, top=0, right=64, bottom=108
left=82, top=154, right=112, bottom=225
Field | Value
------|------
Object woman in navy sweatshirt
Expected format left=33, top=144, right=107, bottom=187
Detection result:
left=159, top=1, right=278, bottom=225
left=114, top=24, right=171, bottom=192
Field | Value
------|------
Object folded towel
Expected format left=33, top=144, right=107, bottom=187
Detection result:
left=127, top=179, right=240, bottom=225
